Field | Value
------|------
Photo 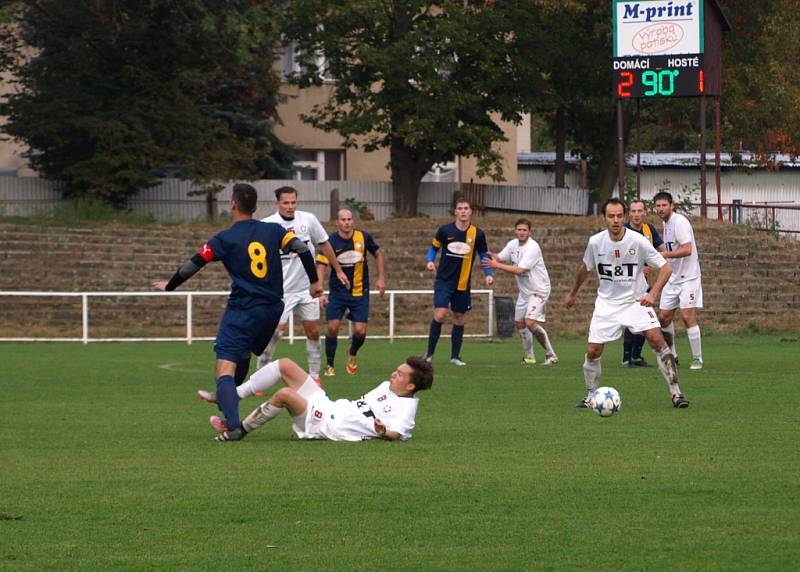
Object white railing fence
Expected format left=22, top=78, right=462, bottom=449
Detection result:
left=0, top=290, right=495, bottom=344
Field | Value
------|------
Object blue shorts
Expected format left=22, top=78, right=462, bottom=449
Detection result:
left=326, top=293, right=370, bottom=323
left=433, top=281, right=472, bottom=313
left=214, top=301, right=284, bottom=362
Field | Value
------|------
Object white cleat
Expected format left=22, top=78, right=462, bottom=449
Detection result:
left=689, top=358, right=704, bottom=370
left=197, top=389, right=217, bottom=404
left=543, top=355, right=559, bottom=366
left=449, top=358, right=467, bottom=366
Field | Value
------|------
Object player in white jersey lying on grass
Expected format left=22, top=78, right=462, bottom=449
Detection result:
left=564, top=198, right=690, bottom=409
left=197, top=356, right=433, bottom=442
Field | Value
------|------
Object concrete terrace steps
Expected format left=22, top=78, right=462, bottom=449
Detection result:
left=1, top=215, right=799, bottom=335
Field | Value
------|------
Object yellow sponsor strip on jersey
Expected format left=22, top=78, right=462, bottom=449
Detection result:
left=352, top=230, right=365, bottom=297
left=457, top=225, right=477, bottom=291
left=642, top=223, right=653, bottom=244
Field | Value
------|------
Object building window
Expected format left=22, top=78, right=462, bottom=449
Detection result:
left=293, top=150, right=342, bottom=181
left=281, top=42, right=333, bottom=82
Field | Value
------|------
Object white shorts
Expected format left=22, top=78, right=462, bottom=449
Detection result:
left=290, top=378, right=327, bottom=439
left=588, top=297, right=661, bottom=344
left=279, top=290, right=320, bottom=324
left=660, top=278, right=703, bottom=311
left=514, top=292, right=548, bottom=323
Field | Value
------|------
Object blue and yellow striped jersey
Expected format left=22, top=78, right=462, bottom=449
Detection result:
left=316, top=230, right=380, bottom=297
left=431, top=222, right=489, bottom=292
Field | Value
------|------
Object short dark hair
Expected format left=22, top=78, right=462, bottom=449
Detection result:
left=514, top=218, right=532, bottom=229
left=405, top=356, right=434, bottom=393
left=274, top=186, right=298, bottom=200
left=602, top=197, right=628, bottom=215
left=629, top=198, right=646, bottom=209
left=453, top=195, right=472, bottom=209
left=232, top=183, right=258, bottom=215
left=653, top=191, right=673, bottom=204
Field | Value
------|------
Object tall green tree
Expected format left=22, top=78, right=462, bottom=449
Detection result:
left=0, top=1, right=292, bottom=206
left=282, top=0, right=544, bottom=217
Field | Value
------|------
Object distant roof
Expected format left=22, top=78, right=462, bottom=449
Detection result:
left=517, top=151, right=800, bottom=169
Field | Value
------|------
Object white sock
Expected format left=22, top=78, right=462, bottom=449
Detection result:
left=531, top=326, right=556, bottom=357
left=306, top=338, right=321, bottom=377
left=242, top=402, right=285, bottom=432
left=661, top=322, right=677, bottom=358
left=657, top=346, right=682, bottom=397
left=582, top=354, right=601, bottom=393
left=237, top=360, right=281, bottom=399
left=686, top=325, right=702, bottom=360
left=257, top=329, right=283, bottom=369
left=519, top=328, right=534, bottom=359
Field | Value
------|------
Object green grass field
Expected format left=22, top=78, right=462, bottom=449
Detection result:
left=2, top=334, right=799, bottom=570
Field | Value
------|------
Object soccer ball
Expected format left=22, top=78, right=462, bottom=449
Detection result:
left=591, top=386, right=621, bottom=417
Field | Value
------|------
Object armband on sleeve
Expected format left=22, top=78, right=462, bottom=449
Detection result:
left=426, top=246, right=438, bottom=263
left=283, top=236, right=309, bottom=255
left=165, top=253, right=208, bottom=291
left=316, top=253, right=330, bottom=266
left=479, top=251, right=493, bottom=277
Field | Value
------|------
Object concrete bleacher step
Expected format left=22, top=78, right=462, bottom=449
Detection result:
left=1, top=214, right=799, bottom=335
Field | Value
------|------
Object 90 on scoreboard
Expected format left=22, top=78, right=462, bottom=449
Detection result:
left=613, top=54, right=704, bottom=98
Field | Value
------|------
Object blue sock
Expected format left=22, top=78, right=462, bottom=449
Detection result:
left=451, top=324, right=464, bottom=359
left=350, top=333, right=366, bottom=355
left=427, top=320, right=443, bottom=357
left=623, top=329, right=634, bottom=362
left=234, top=357, right=250, bottom=386
left=325, top=335, right=338, bottom=367
left=216, top=375, right=240, bottom=430
left=632, top=333, right=646, bottom=360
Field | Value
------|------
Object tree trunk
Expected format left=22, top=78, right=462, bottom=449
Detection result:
left=390, top=142, right=428, bottom=217
left=554, top=106, right=566, bottom=188
left=592, top=104, right=632, bottom=202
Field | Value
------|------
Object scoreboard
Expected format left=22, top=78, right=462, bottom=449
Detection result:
left=613, top=54, right=704, bottom=98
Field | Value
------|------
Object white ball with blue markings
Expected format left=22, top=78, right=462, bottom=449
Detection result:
left=591, top=386, right=621, bottom=417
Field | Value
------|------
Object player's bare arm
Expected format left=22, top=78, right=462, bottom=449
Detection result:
left=315, top=260, right=329, bottom=307
left=641, top=262, right=672, bottom=306
left=564, top=262, right=590, bottom=309
left=663, top=241, right=692, bottom=259
left=319, top=241, right=351, bottom=290
left=374, top=249, right=386, bottom=297
left=483, top=254, right=527, bottom=276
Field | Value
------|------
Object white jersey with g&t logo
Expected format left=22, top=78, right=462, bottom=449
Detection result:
left=661, top=212, right=701, bottom=284
left=262, top=210, right=329, bottom=293
left=582, top=229, right=667, bottom=304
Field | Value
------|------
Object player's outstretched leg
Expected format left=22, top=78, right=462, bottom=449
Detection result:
left=426, top=319, right=443, bottom=361
left=645, top=329, right=689, bottom=408
left=531, top=325, right=558, bottom=365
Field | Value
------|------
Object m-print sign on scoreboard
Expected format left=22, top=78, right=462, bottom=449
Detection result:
left=613, top=0, right=704, bottom=98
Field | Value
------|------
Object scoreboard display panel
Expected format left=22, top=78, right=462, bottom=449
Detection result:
left=613, top=54, right=704, bottom=98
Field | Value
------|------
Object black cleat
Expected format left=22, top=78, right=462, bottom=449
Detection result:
left=213, top=427, right=247, bottom=442
left=631, top=357, right=652, bottom=368
left=575, top=397, right=592, bottom=409
left=672, top=394, right=690, bottom=408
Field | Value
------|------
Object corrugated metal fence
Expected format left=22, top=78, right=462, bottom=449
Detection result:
left=0, top=177, right=590, bottom=220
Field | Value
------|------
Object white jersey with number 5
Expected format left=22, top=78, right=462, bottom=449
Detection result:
left=661, top=212, right=701, bottom=284
left=582, top=229, right=667, bottom=303
left=262, top=210, right=329, bottom=293
left=497, top=238, right=551, bottom=298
